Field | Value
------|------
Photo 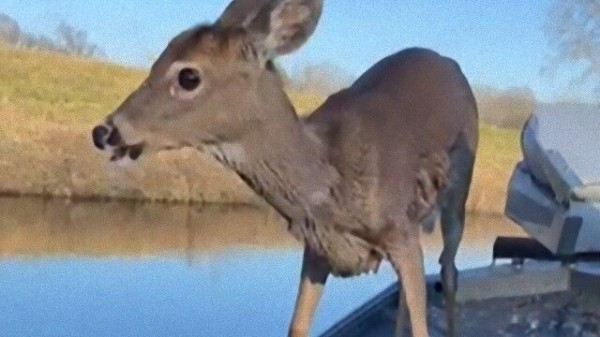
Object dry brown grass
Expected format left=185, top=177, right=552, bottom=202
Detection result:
left=0, top=46, right=522, bottom=215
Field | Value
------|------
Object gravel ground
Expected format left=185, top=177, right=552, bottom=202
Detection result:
left=427, top=291, right=600, bottom=337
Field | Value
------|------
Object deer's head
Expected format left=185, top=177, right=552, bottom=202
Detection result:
left=92, top=0, right=323, bottom=162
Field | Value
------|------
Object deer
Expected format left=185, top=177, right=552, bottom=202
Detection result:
left=91, top=1, right=478, bottom=336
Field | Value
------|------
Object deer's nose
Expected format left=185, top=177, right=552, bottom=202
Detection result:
left=93, top=123, right=124, bottom=150
left=106, top=127, right=122, bottom=147
left=92, top=123, right=146, bottom=161
left=92, top=125, right=110, bottom=150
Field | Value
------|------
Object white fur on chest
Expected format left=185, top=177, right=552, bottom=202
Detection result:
left=202, top=143, right=246, bottom=169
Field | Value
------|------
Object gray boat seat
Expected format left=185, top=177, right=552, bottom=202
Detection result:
left=522, top=111, right=600, bottom=203
left=506, top=108, right=600, bottom=254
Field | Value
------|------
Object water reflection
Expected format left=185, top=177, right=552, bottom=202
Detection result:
left=0, top=198, right=297, bottom=258
left=0, top=198, right=524, bottom=337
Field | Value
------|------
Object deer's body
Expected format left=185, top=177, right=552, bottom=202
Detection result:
left=264, top=48, right=478, bottom=278
left=92, top=1, right=478, bottom=336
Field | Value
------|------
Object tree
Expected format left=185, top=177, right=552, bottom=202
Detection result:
left=0, top=13, right=20, bottom=45
left=0, top=12, right=105, bottom=58
left=544, top=0, right=600, bottom=92
left=55, top=21, right=104, bottom=57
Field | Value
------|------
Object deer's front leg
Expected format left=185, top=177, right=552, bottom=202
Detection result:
left=289, top=246, right=331, bottom=337
left=388, top=232, right=430, bottom=337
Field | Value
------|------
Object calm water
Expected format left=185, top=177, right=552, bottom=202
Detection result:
left=0, top=198, right=524, bottom=337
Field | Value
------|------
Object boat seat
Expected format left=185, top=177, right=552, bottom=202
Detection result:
left=507, top=109, right=600, bottom=254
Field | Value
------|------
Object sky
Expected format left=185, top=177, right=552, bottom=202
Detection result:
left=0, top=1, right=593, bottom=103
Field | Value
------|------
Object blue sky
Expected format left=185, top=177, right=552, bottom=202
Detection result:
left=0, top=1, right=592, bottom=103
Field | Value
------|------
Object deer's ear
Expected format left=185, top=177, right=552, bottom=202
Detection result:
left=216, top=0, right=323, bottom=58
left=216, top=0, right=272, bottom=31
left=261, top=0, right=323, bottom=56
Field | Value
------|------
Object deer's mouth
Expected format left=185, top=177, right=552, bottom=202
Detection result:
left=92, top=124, right=146, bottom=162
left=108, top=143, right=145, bottom=162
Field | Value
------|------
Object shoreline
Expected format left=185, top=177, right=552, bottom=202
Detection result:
left=0, top=189, right=265, bottom=208
left=0, top=190, right=509, bottom=219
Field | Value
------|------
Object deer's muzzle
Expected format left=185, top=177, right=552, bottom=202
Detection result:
left=92, top=123, right=145, bottom=162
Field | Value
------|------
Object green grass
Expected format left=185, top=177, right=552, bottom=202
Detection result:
left=0, top=46, right=521, bottom=214
left=469, top=125, right=521, bottom=214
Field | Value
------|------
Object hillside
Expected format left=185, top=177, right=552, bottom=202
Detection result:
left=0, top=46, right=521, bottom=214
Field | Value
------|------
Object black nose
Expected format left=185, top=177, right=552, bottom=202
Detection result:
left=92, top=125, right=110, bottom=150
left=106, top=127, right=122, bottom=147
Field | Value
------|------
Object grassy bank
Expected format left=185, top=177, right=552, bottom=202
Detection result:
left=0, top=46, right=521, bottom=214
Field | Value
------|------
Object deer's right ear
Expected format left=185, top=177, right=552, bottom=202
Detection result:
left=216, top=0, right=323, bottom=58
left=216, top=0, right=272, bottom=30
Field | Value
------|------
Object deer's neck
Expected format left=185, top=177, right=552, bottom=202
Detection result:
left=208, top=118, right=338, bottom=223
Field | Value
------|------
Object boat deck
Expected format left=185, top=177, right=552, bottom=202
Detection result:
left=320, top=262, right=600, bottom=337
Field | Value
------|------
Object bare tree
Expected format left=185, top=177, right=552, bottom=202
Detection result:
left=0, top=13, right=20, bottom=45
left=0, top=12, right=105, bottom=58
left=55, top=21, right=104, bottom=57
left=36, top=36, right=59, bottom=52
left=544, top=0, right=600, bottom=92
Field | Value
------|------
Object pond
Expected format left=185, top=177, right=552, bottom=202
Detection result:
left=0, top=198, right=524, bottom=337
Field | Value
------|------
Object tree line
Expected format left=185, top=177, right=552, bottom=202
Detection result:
left=282, top=63, right=538, bottom=130
left=1, top=0, right=596, bottom=130
left=0, top=12, right=105, bottom=58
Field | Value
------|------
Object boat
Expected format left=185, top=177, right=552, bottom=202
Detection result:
left=320, top=107, right=600, bottom=337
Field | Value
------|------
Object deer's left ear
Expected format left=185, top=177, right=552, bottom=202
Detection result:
left=217, top=0, right=323, bottom=58
left=262, top=0, right=323, bottom=56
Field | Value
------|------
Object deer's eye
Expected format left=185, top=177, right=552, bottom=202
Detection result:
left=178, top=68, right=201, bottom=91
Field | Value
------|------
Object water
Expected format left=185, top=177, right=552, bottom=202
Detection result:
left=0, top=198, right=524, bottom=337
